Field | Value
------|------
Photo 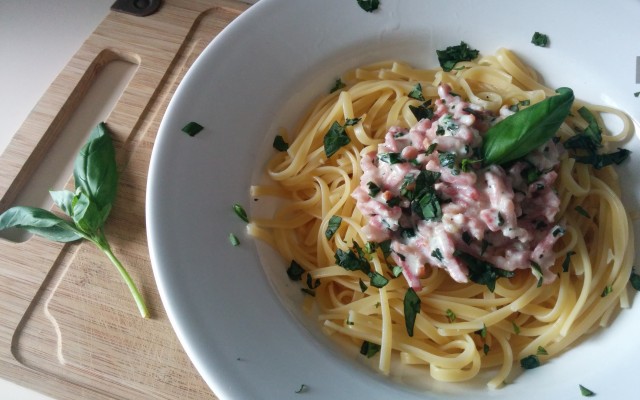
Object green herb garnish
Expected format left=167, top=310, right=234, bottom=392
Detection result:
left=483, top=343, right=490, bottom=355
left=233, top=203, right=249, bottom=222
left=520, top=354, right=541, bottom=369
left=0, top=123, right=149, bottom=318
left=475, top=324, right=487, bottom=339
left=531, top=32, right=549, bottom=47
left=574, top=148, right=631, bottom=169
left=369, top=271, right=389, bottom=288
left=378, top=152, right=405, bottom=164
left=229, top=233, right=240, bottom=246
left=356, top=0, right=379, bottom=12
left=630, top=269, right=640, bottom=291
left=445, top=308, right=456, bottom=322
left=325, top=215, right=342, bottom=240
left=295, top=384, right=309, bottom=394
left=409, top=100, right=435, bottom=121
left=286, top=260, right=305, bottom=281
left=404, top=288, right=421, bottom=337
left=579, top=384, right=596, bottom=397
left=482, top=87, right=574, bottom=165
left=323, top=121, right=351, bottom=158
left=601, top=285, right=613, bottom=297
left=408, top=83, right=425, bottom=101
left=359, top=278, right=368, bottom=292
left=367, top=181, right=381, bottom=197
left=512, top=321, right=521, bottom=334
left=272, top=135, right=289, bottom=152
left=360, top=341, right=381, bottom=358
left=454, top=250, right=515, bottom=292
left=436, top=41, right=480, bottom=72
left=563, top=251, right=576, bottom=273
left=537, top=346, right=548, bottom=355
left=330, top=78, right=346, bottom=93
left=181, top=121, right=204, bottom=136
left=635, top=92, right=640, bottom=98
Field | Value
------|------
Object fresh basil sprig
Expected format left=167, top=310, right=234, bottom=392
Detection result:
left=0, top=123, right=149, bottom=318
left=482, top=87, right=575, bottom=166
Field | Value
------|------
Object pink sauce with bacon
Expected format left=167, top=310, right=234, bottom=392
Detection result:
left=352, top=84, right=564, bottom=289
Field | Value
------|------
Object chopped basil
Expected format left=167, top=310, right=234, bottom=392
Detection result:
left=483, top=343, right=490, bottom=355
left=272, top=135, right=289, bottom=152
left=400, top=174, right=416, bottom=198
left=460, top=158, right=482, bottom=172
left=531, top=32, right=549, bottom=47
left=563, top=251, right=576, bottom=273
left=404, top=288, right=421, bottom=337
left=520, top=355, right=541, bottom=369
left=438, top=152, right=457, bottom=169
left=359, top=278, right=368, bottom=292
left=300, top=288, right=316, bottom=297
left=408, top=83, right=425, bottom=101
left=436, top=41, right=480, bottom=72
left=325, top=215, right=343, bottom=240
left=475, top=324, right=487, bottom=339
left=574, top=148, right=631, bottom=169
left=552, top=226, right=565, bottom=237
left=323, top=121, right=351, bottom=158
left=530, top=261, right=544, bottom=287
left=286, top=260, right=305, bottom=281
left=378, top=152, right=405, bottom=164
left=387, top=196, right=402, bottom=207
left=480, top=239, right=491, bottom=256
left=295, top=384, right=309, bottom=394
left=579, top=384, right=596, bottom=397
left=379, top=239, right=392, bottom=258
left=436, top=125, right=445, bottom=136
left=635, top=92, right=640, bottom=98
left=462, top=231, right=473, bottom=245
left=356, top=0, right=379, bottom=12
left=454, top=250, right=515, bottom=292
left=630, top=269, right=640, bottom=291
left=424, top=142, right=438, bottom=155
left=575, top=206, right=591, bottom=218
left=360, top=341, right=381, bottom=358
left=509, top=99, right=531, bottom=112
left=445, top=308, right=456, bottom=322
left=391, top=265, right=403, bottom=277
left=181, top=121, right=204, bottom=137
left=601, top=285, right=613, bottom=297
left=512, top=321, right=521, bottom=335
left=367, top=181, right=381, bottom=197
left=330, top=78, right=346, bottom=93
left=497, top=212, right=505, bottom=227
left=442, top=115, right=459, bottom=132
left=233, top=203, right=249, bottom=222
left=409, top=100, right=435, bottom=121
left=229, top=233, right=240, bottom=246
left=431, top=248, right=444, bottom=262
left=417, top=189, right=442, bottom=221
left=369, top=271, right=389, bottom=288
left=335, top=242, right=371, bottom=275
left=537, top=346, right=548, bottom=356
left=365, top=242, right=377, bottom=254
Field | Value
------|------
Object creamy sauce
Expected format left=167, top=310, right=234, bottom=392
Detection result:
left=352, top=84, right=563, bottom=289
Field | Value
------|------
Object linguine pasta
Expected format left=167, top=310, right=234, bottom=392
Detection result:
left=248, top=48, right=635, bottom=388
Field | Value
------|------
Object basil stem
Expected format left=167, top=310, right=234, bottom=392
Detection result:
left=482, top=87, right=574, bottom=166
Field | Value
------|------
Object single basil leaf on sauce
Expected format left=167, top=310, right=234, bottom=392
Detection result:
left=323, top=121, right=351, bottom=158
left=403, top=288, right=421, bottom=337
left=482, top=87, right=575, bottom=166
left=436, top=41, right=480, bottom=72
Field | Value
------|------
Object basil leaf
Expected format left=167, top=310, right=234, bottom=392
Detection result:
left=482, top=87, right=574, bottom=165
left=630, top=270, right=640, bottom=291
left=369, top=271, right=389, bottom=288
left=272, top=135, right=289, bottom=152
left=229, top=233, right=240, bottom=246
left=233, top=203, right=249, bottom=222
left=520, top=355, right=541, bottom=369
left=360, top=341, right=381, bottom=358
left=408, top=83, right=425, bottom=101
left=574, top=148, right=631, bottom=169
left=323, top=121, right=351, bottom=158
left=404, top=288, right=421, bottom=337
left=73, top=122, right=118, bottom=213
left=72, top=190, right=106, bottom=234
left=454, top=250, right=515, bottom=292
left=330, top=78, right=346, bottom=93
left=0, top=206, right=83, bottom=243
left=335, top=244, right=371, bottom=275
left=325, top=215, right=342, bottom=240
left=49, top=189, right=76, bottom=217
left=356, top=0, right=379, bottom=12
left=563, top=251, right=576, bottom=273
left=359, top=278, right=368, bottom=292
left=531, top=32, right=549, bottom=47
left=378, top=152, right=404, bottom=164
left=287, top=260, right=305, bottom=281
left=409, top=100, right=434, bottom=121
left=579, top=384, right=596, bottom=397
left=181, top=121, right=204, bottom=136
left=436, top=42, right=479, bottom=72
left=367, top=181, right=381, bottom=197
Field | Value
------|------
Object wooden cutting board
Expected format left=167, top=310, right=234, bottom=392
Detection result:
left=0, top=1, right=249, bottom=398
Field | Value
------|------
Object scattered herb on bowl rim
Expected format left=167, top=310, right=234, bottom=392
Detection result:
left=436, top=41, right=479, bottom=72
left=272, top=135, right=289, bottom=152
left=233, top=203, right=249, bottom=222
left=330, top=78, right=346, bottom=93
left=520, top=354, right=541, bottom=369
left=0, top=122, right=149, bottom=318
left=356, top=0, right=379, bottom=12
left=531, top=32, right=550, bottom=47
left=181, top=121, right=204, bottom=137
left=229, top=233, right=240, bottom=246
left=579, top=384, right=596, bottom=397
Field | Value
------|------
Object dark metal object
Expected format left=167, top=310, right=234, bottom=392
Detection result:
left=111, top=0, right=162, bottom=17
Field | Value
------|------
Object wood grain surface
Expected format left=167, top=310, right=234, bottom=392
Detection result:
left=0, top=1, right=249, bottom=398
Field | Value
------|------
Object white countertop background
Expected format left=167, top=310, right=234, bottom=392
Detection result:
left=0, top=0, right=254, bottom=398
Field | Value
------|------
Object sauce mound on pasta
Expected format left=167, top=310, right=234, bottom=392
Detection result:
left=249, top=47, right=635, bottom=389
left=353, top=83, right=563, bottom=288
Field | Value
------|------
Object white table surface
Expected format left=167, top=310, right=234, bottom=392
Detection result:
left=0, top=0, right=255, bottom=398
